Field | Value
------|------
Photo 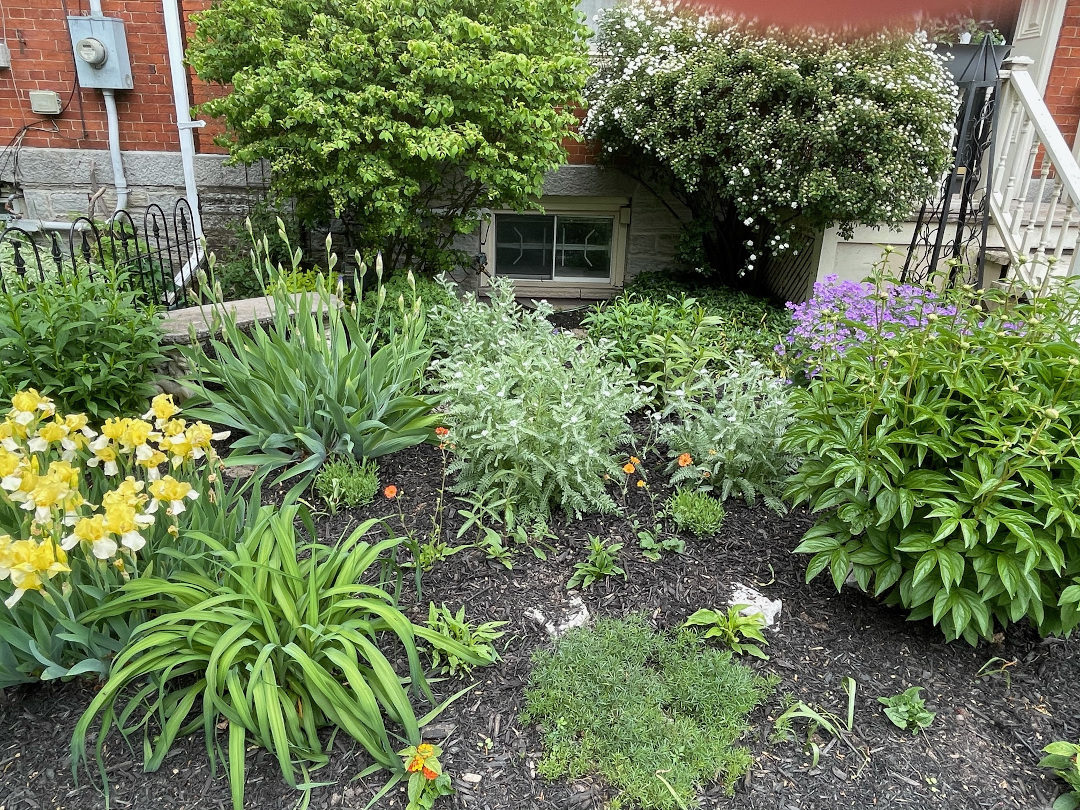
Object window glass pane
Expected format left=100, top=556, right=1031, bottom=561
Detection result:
left=578, top=0, right=617, bottom=32
left=495, top=215, right=553, bottom=279
left=554, top=216, right=613, bottom=281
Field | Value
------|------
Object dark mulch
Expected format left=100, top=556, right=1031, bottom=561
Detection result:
left=1, top=439, right=1077, bottom=810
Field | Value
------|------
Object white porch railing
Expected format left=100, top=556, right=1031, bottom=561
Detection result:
left=990, top=56, right=1080, bottom=288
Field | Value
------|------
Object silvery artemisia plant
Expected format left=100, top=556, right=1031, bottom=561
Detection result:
left=660, top=353, right=797, bottom=514
left=430, top=277, right=643, bottom=521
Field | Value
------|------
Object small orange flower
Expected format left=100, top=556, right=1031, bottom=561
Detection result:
left=407, top=755, right=424, bottom=772
left=435, top=427, right=449, bottom=438
left=416, top=743, right=435, bottom=758
left=422, top=766, right=438, bottom=780
left=622, top=463, right=636, bottom=474
left=636, top=480, right=646, bottom=488
left=384, top=485, right=398, bottom=499
left=677, top=453, right=693, bottom=467
left=630, top=456, right=641, bottom=465
left=702, top=470, right=711, bottom=478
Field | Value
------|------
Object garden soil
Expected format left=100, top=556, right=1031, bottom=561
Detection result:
left=1, top=439, right=1077, bottom=810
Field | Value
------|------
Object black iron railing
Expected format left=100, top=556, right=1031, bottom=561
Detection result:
left=0, top=198, right=204, bottom=309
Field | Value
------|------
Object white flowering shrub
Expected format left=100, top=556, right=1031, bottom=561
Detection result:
left=431, top=279, right=642, bottom=519
left=661, top=354, right=796, bottom=513
left=584, top=0, right=958, bottom=287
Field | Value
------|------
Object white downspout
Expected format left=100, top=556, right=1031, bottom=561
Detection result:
left=88, top=0, right=128, bottom=216
left=101, top=89, right=129, bottom=213
left=161, top=0, right=204, bottom=243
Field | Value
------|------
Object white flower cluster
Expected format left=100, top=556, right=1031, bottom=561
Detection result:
left=584, top=0, right=959, bottom=252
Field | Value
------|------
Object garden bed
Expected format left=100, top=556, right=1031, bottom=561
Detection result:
left=1, top=437, right=1076, bottom=810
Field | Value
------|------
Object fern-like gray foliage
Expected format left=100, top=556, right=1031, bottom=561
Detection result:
left=661, top=353, right=797, bottom=513
left=430, top=277, right=643, bottom=520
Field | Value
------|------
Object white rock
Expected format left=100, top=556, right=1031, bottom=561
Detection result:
left=525, top=596, right=590, bottom=638
left=462, top=773, right=482, bottom=784
left=729, top=583, right=782, bottom=628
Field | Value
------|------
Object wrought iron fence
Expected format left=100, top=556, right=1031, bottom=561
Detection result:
left=0, top=198, right=204, bottom=309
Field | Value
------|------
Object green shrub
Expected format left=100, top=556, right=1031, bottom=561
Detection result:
left=625, top=271, right=791, bottom=366
left=784, top=275, right=1080, bottom=644
left=662, top=354, right=797, bottom=512
left=188, top=0, right=590, bottom=272
left=583, top=295, right=726, bottom=404
left=314, top=456, right=379, bottom=511
left=184, top=234, right=443, bottom=492
left=72, top=500, right=487, bottom=810
left=430, top=277, right=641, bottom=520
left=0, top=270, right=165, bottom=419
left=667, top=489, right=726, bottom=537
left=878, top=686, right=935, bottom=734
left=522, top=615, right=775, bottom=810
left=585, top=3, right=956, bottom=287
left=683, top=606, right=769, bottom=659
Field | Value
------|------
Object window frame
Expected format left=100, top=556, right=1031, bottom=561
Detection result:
left=481, top=197, right=630, bottom=298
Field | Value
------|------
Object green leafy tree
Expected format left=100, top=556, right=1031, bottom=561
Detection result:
left=584, top=1, right=957, bottom=289
left=188, top=0, right=591, bottom=271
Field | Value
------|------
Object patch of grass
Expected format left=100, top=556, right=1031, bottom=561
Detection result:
left=522, top=615, right=776, bottom=810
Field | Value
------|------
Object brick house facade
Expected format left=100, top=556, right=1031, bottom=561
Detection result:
left=0, top=0, right=1076, bottom=297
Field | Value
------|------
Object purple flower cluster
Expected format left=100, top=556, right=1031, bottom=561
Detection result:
left=780, top=275, right=958, bottom=368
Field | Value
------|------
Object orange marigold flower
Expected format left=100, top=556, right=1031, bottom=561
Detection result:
left=677, top=453, right=693, bottom=467
left=384, top=485, right=398, bottom=499
left=630, top=456, right=641, bottom=465
left=636, top=480, right=646, bottom=488
left=422, top=766, right=438, bottom=780
left=435, top=427, right=449, bottom=438
left=407, top=755, right=425, bottom=772
left=622, top=463, right=636, bottom=474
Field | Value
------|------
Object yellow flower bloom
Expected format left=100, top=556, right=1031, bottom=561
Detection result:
left=144, top=394, right=181, bottom=427
left=9, top=389, right=54, bottom=426
left=0, top=447, right=22, bottom=478
left=1, top=537, right=69, bottom=607
left=87, top=437, right=120, bottom=476
left=63, top=514, right=118, bottom=559
left=28, top=419, right=69, bottom=453
left=149, top=475, right=198, bottom=515
left=101, top=418, right=126, bottom=441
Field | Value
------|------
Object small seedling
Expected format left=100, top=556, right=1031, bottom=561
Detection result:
left=567, top=535, right=625, bottom=590
left=975, top=656, right=1017, bottom=689
left=683, top=605, right=769, bottom=659
left=314, top=456, right=378, bottom=511
left=667, top=489, right=725, bottom=537
left=425, top=603, right=507, bottom=676
left=416, top=538, right=468, bottom=571
left=878, top=686, right=935, bottom=735
left=1039, top=739, right=1080, bottom=810
left=773, top=677, right=861, bottom=768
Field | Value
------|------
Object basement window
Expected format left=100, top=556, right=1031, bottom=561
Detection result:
left=493, top=213, right=616, bottom=283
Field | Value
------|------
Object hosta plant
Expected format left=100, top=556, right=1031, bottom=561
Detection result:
left=0, top=391, right=225, bottom=685
left=425, top=603, right=507, bottom=676
left=431, top=278, right=641, bottom=520
left=662, top=353, right=797, bottom=512
left=1040, top=739, right=1080, bottom=810
left=185, top=230, right=442, bottom=492
left=72, top=500, right=488, bottom=810
left=683, top=605, right=769, bottom=659
left=784, top=273, right=1080, bottom=644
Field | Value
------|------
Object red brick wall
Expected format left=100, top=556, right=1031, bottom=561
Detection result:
left=0, top=0, right=187, bottom=153
left=1042, top=0, right=1080, bottom=146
